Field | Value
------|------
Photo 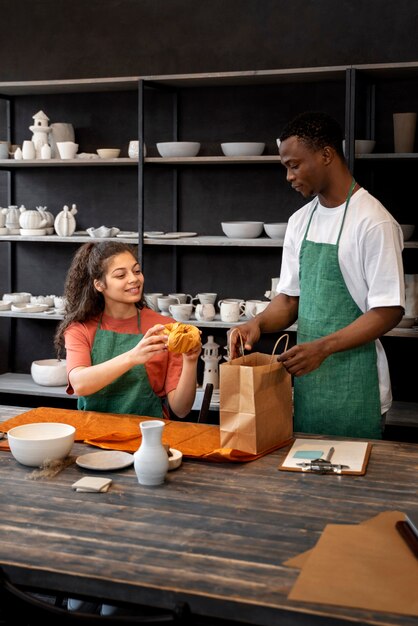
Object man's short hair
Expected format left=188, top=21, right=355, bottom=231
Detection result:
left=279, top=111, right=345, bottom=159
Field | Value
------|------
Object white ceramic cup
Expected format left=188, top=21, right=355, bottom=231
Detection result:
left=54, top=296, right=67, bottom=312
left=56, top=141, right=79, bottom=159
left=157, top=296, right=180, bottom=315
left=144, top=292, right=163, bottom=311
left=195, top=303, right=216, bottom=321
left=128, top=140, right=146, bottom=158
left=191, top=292, right=217, bottom=305
left=22, top=140, right=36, bottom=160
left=168, top=303, right=194, bottom=321
left=168, top=293, right=193, bottom=304
left=250, top=301, right=270, bottom=317
left=219, top=300, right=245, bottom=323
left=244, top=299, right=265, bottom=318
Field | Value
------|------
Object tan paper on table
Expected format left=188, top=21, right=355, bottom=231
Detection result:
left=287, top=511, right=418, bottom=617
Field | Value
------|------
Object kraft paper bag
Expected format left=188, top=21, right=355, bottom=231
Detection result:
left=219, top=333, right=293, bottom=454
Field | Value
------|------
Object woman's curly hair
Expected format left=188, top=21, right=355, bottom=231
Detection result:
left=54, top=241, right=143, bottom=358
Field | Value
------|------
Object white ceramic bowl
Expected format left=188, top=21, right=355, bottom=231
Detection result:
left=97, top=148, right=120, bottom=159
left=87, top=226, right=120, bottom=238
left=8, top=422, right=75, bottom=467
left=264, top=222, right=288, bottom=239
left=2, top=292, right=31, bottom=303
left=400, top=224, right=415, bottom=241
left=156, top=142, right=201, bottom=157
left=342, top=139, right=376, bottom=154
left=221, top=221, right=264, bottom=238
left=221, top=142, right=265, bottom=156
left=31, top=359, right=67, bottom=386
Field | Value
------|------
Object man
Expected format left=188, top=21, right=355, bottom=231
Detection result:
left=230, top=111, right=405, bottom=438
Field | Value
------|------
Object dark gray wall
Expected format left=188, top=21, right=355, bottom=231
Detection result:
left=0, top=0, right=416, bottom=81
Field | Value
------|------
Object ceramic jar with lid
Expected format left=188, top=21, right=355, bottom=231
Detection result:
left=19, top=206, right=48, bottom=230
left=5, top=205, right=21, bottom=233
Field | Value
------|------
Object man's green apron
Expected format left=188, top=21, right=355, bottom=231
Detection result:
left=77, top=314, right=164, bottom=417
left=294, top=180, right=381, bottom=438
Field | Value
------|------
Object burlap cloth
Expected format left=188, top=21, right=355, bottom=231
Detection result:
left=0, top=407, right=290, bottom=462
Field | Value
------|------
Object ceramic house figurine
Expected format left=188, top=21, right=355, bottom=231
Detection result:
left=29, top=110, right=52, bottom=159
left=54, top=204, right=77, bottom=237
left=201, top=335, right=222, bottom=389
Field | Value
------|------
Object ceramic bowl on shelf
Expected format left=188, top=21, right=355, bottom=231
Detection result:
left=221, top=142, right=265, bottom=156
left=31, top=358, right=67, bottom=386
left=8, top=422, right=75, bottom=467
left=397, top=316, right=416, bottom=328
left=156, top=142, right=201, bottom=157
left=221, top=221, right=264, bottom=238
left=2, top=292, right=31, bottom=303
left=342, top=139, right=376, bottom=154
left=97, top=148, right=120, bottom=159
left=87, top=226, right=120, bottom=238
left=400, top=224, right=415, bottom=241
left=264, top=222, right=288, bottom=239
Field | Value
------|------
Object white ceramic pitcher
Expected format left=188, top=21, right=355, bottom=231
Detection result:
left=134, top=420, right=169, bottom=486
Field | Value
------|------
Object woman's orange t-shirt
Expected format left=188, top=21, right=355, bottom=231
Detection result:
left=64, top=308, right=183, bottom=399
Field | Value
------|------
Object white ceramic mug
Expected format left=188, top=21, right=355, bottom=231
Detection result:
left=168, top=303, right=194, bottom=321
left=157, top=296, right=180, bottom=315
left=144, top=292, right=163, bottom=311
left=168, top=292, right=193, bottom=304
left=244, top=299, right=264, bottom=318
left=195, top=303, right=216, bottom=321
left=219, top=300, right=245, bottom=323
left=191, top=292, right=217, bottom=305
left=250, top=301, right=270, bottom=317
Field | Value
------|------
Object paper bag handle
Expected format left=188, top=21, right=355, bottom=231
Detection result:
left=271, top=333, right=289, bottom=363
left=228, top=329, right=289, bottom=364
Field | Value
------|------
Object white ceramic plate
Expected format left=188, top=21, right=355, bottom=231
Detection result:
left=116, top=231, right=139, bottom=238
left=149, top=232, right=198, bottom=239
left=143, top=231, right=164, bottom=237
left=76, top=450, right=134, bottom=471
left=11, top=303, right=51, bottom=313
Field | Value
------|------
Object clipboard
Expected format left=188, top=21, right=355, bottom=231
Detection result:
left=279, top=438, right=372, bottom=475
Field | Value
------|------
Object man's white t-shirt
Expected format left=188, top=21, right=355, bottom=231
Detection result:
left=278, top=187, right=405, bottom=413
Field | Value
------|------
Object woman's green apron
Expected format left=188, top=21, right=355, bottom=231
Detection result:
left=77, top=315, right=164, bottom=417
left=294, top=180, right=381, bottom=438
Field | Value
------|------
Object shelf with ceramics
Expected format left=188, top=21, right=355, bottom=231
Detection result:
left=145, top=156, right=281, bottom=165
left=0, top=157, right=136, bottom=168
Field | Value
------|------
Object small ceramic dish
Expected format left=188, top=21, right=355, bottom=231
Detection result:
left=0, top=300, right=11, bottom=311
left=11, top=303, right=50, bottom=313
left=20, top=228, right=48, bottom=236
left=87, top=226, right=120, bottom=238
left=168, top=448, right=183, bottom=470
left=97, top=148, right=120, bottom=159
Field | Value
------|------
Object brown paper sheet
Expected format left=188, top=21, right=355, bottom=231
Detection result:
left=288, top=511, right=418, bottom=617
left=0, top=406, right=289, bottom=463
left=284, top=510, right=405, bottom=568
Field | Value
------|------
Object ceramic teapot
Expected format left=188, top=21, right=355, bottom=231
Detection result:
left=19, top=205, right=47, bottom=230
left=54, top=204, right=77, bottom=237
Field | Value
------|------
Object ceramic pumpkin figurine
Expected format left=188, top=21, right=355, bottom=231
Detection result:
left=19, top=205, right=47, bottom=230
left=54, top=204, right=77, bottom=237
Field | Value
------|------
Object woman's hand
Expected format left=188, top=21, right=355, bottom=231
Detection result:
left=182, top=343, right=202, bottom=364
left=129, top=324, right=168, bottom=365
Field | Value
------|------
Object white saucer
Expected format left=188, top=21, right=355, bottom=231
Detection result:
left=117, top=231, right=139, bottom=238
left=76, top=450, right=134, bottom=471
left=11, top=303, right=51, bottom=313
left=20, top=228, right=47, bottom=236
left=143, top=231, right=164, bottom=237
left=149, top=232, right=197, bottom=239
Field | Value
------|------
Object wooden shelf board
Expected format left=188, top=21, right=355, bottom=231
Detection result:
left=0, top=158, right=136, bottom=168
left=0, top=77, right=141, bottom=96
left=145, top=156, right=280, bottom=164
left=0, top=373, right=72, bottom=398
left=144, top=235, right=284, bottom=247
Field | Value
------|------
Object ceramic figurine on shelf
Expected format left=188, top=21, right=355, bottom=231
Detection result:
left=54, top=203, right=78, bottom=237
left=29, top=110, right=52, bottom=159
left=201, top=335, right=222, bottom=389
left=4, top=205, right=21, bottom=234
left=36, top=206, right=55, bottom=234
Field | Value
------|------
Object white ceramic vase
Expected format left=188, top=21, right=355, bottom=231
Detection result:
left=22, top=140, right=36, bottom=160
left=134, top=420, right=169, bottom=486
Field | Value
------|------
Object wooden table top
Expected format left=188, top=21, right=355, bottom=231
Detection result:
left=0, top=430, right=417, bottom=626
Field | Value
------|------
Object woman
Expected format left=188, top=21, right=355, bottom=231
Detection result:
left=54, top=241, right=201, bottom=615
left=54, top=241, right=201, bottom=419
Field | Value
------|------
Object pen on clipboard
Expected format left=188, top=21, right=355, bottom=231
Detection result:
left=396, top=520, right=418, bottom=559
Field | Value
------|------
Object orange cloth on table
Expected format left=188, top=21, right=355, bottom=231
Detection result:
left=0, top=407, right=292, bottom=462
